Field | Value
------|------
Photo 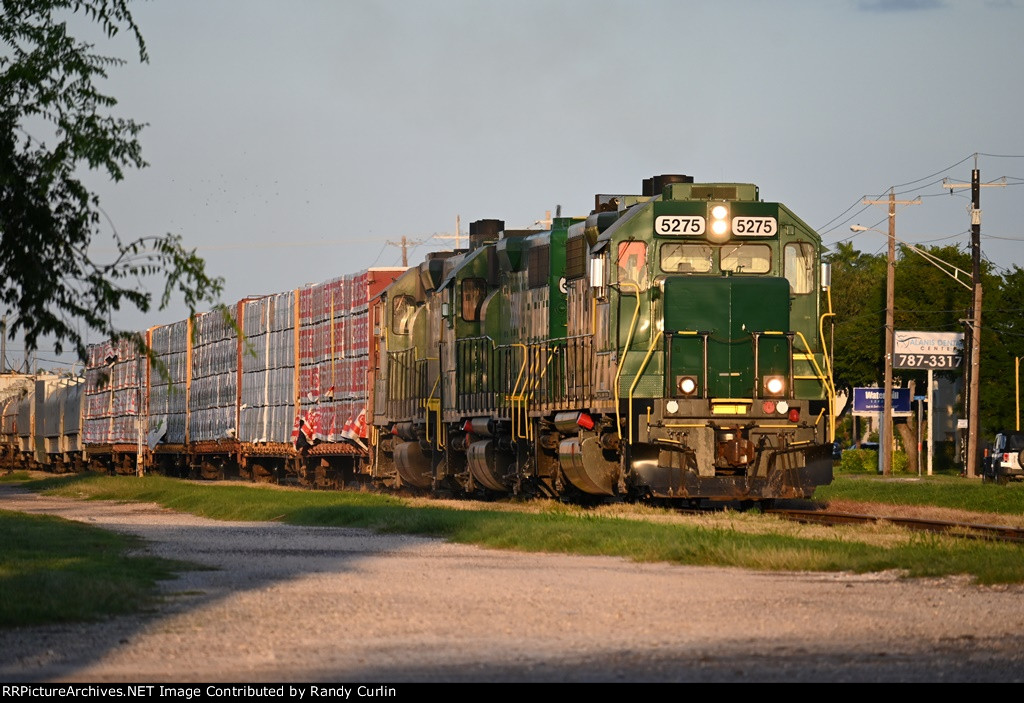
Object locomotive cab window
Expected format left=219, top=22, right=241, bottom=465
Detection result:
left=617, top=241, right=649, bottom=291
left=784, top=242, right=816, bottom=294
left=720, top=244, right=771, bottom=274
left=660, top=243, right=714, bottom=273
left=461, top=278, right=486, bottom=322
left=391, top=294, right=416, bottom=335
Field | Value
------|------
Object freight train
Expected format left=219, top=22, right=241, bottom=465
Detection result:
left=0, top=174, right=836, bottom=504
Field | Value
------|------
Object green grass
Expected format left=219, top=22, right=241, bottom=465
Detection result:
left=5, top=469, right=1024, bottom=628
left=819, top=473, right=1024, bottom=515
left=0, top=509, right=191, bottom=626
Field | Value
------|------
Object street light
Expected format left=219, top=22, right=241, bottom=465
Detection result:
left=851, top=224, right=896, bottom=475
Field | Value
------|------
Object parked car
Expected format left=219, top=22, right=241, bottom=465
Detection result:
left=847, top=442, right=879, bottom=452
left=982, top=431, right=1024, bottom=484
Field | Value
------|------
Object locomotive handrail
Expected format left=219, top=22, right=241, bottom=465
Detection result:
left=819, top=285, right=837, bottom=442
left=523, top=345, right=560, bottom=441
left=520, top=345, right=553, bottom=441
left=793, top=330, right=836, bottom=442
left=517, top=346, right=543, bottom=440
left=422, top=364, right=443, bottom=450
left=613, top=281, right=642, bottom=444
left=627, top=329, right=664, bottom=445
left=508, top=343, right=529, bottom=441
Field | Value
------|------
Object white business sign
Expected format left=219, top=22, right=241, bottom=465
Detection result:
left=894, top=331, right=964, bottom=370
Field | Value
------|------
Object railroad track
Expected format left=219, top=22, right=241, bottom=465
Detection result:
left=767, top=508, right=1024, bottom=543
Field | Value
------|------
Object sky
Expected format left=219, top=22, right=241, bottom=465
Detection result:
left=10, top=0, right=1024, bottom=371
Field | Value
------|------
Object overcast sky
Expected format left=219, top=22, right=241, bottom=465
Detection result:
left=13, top=0, right=1024, bottom=369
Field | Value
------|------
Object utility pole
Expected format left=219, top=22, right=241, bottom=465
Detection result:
left=433, top=215, right=465, bottom=250
left=385, top=235, right=425, bottom=267
left=862, top=189, right=920, bottom=475
left=943, top=158, right=1006, bottom=478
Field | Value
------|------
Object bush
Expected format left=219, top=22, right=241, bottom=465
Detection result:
left=839, top=448, right=879, bottom=473
left=838, top=449, right=911, bottom=474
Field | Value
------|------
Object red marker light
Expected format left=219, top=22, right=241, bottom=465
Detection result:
left=762, top=401, right=776, bottom=414
left=788, top=408, right=800, bottom=423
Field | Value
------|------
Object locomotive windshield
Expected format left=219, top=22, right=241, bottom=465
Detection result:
left=660, top=243, right=713, bottom=273
left=720, top=244, right=771, bottom=273
left=659, top=243, right=771, bottom=275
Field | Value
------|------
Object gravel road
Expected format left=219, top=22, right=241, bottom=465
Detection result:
left=1, top=483, right=1023, bottom=683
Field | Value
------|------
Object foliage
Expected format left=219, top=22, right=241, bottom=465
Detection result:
left=827, top=241, right=886, bottom=389
left=0, top=0, right=222, bottom=361
left=838, top=448, right=911, bottom=474
left=838, top=448, right=880, bottom=474
left=827, top=240, right=1024, bottom=442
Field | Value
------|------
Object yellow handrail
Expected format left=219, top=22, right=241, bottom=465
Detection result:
left=422, top=367, right=443, bottom=450
left=522, top=346, right=560, bottom=442
left=613, top=281, right=641, bottom=442
left=794, top=330, right=836, bottom=443
left=627, top=329, right=663, bottom=445
left=518, top=348, right=546, bottom=440
left=508, top=344, right=529, bottom=441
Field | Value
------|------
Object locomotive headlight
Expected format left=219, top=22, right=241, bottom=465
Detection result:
left=708, top=203, right=730, bottom=242
left=678, top=376, right=698, bottom=396
left=764, top=375, right=785, bottom=397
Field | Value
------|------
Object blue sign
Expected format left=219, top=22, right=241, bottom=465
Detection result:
left=852, top=387, right=912, bottom=414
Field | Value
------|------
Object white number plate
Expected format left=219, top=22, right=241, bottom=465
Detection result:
left=655, top=215, right=706, bottom=235
left=732, top=217, right=777, bottom=236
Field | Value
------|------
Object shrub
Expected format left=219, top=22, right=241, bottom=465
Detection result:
left=838, top=448, right=911, bottom=474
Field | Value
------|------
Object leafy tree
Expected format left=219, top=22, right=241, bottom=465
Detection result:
left=0, top=0, right=222, bottom=362
left=981, top=265, right=1024, bottom=433
left=827, top=241, right=886, bottom=390
left=829, top=238, right=1020, bottom=467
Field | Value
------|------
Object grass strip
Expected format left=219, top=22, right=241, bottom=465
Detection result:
left=19, top=472, right=1024, bottom=586
left=0, top=509, right=191, bottom=627
left=816, top=474, right=1024, bottom=515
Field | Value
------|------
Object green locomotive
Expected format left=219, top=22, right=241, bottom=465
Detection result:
left=372, top=174, right=836, bottom=503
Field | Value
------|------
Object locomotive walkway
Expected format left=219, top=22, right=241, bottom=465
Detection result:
left=2, top=484, right=1023, bottom=683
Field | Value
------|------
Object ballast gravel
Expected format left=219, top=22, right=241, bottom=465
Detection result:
left=1, top=483, right=1023, bottom=683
